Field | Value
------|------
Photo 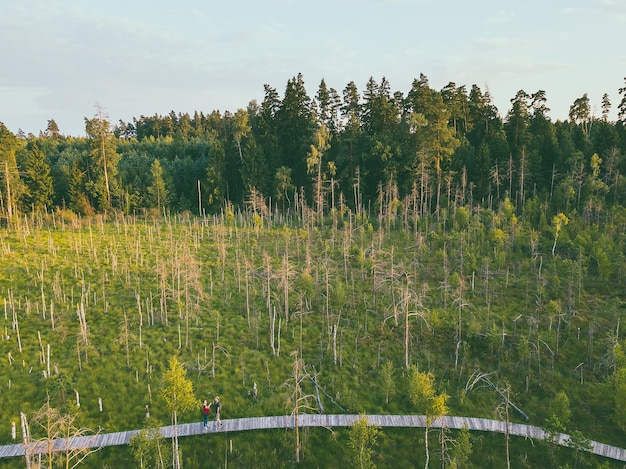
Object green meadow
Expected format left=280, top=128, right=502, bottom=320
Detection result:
left=0, top=205, right=624, bottom=468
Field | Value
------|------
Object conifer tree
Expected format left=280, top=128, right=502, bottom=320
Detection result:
left=84, top=105, right=120, bottom=211
left=0, top=122, right=25, bottom=221
left=20, top=141, right=54, bottom=211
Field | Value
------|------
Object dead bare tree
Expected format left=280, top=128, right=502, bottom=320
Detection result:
left=20, top=411, right=32, bottom=469
left=76, top=297, right=89, bottom=365
left=406, top=282, right=431, bottom=369
left=466, top=371, right=529, bottom=469
left=278, top=248, right=295, bottom=326
left=118, top=310, right=136, bottom=369
left=29, top=398, right=101, bottom=469
left=283, top=351, right=318, bottom=463
left=452, top=275, right=469, bottom=373
left=9, top=289, right=23, bottom=353
left=211, top=341, right=230, bottom=379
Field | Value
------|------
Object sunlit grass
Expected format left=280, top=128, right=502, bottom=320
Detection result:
left=0, top=208, right=623, bottom=467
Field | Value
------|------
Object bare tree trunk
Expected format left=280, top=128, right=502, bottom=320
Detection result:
left=424, top=424, right=430, bottom=469
left=4, top=161, right=13, bottom=221
left=134, top=292, right=143, bottom=346
left=405, top=295, right=410, bottom=370
left=440, top=422, right=445, bottom=469
left=172, top=409, right=180, bottom=469
left=292, top=353, right=301, bottom=463
left=245, top=259, right=251, bottom=327
left=10, top=290, right=23, bottom=353
left=197, top=180, right=202, bottom=216
left=280, top=251, right=291, bottom=325
left=123, top=311, right=130, bottom=368
left=99, top=112, right=111, bottom=206
left=333, top=323, right=338, bottom=365
left=20, top=412, right=32, bottom=469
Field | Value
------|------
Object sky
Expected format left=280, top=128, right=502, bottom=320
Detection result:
left=1, top=0, right=625, bottom=137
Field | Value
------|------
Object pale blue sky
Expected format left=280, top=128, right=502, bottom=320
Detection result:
left=1, top=0, right=625, bottom=136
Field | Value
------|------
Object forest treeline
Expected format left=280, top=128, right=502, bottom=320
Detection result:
left=1, top=73, right=626, bottom=218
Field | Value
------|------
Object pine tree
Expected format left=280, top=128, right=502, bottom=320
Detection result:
left=20, top=141, right=54, bottom=211
left=84, top=105, right=121, bottom=211
left=0, top=122, right=25, bottom=221
left=275, top=73, right=315, bottom=190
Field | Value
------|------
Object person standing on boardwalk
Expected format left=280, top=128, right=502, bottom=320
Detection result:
left=214, top=396, right=222, bottom=426
left=202, top=400, right=211, bottom=428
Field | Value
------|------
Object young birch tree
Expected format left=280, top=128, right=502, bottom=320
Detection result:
left=146, top=159, right=169, bottom=212
left=160, top=356, right=196, bottom=469
left=407, top=368, right=448, bottom=469
left=129, top=421, right=170, bottom=469
left=348, top=415, right=381, bottom=469
left=378, top=360, right=395, bottom=404
left=551, top=212, right=569, bottom=257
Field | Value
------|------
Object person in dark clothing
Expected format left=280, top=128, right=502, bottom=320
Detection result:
left=214, top=396, right=222, bottom=426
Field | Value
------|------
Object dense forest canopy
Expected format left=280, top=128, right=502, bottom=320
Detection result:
left=2, top=73, right=626, bottom=218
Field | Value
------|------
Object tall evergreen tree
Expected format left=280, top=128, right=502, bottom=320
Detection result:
left=256, top=85, right=282, bottom=191
left=504, top=90, right=533, bottom=206
left=423, top=92, right=460, bottom=216
left=0, top=122, right=25, bottom=220
left=617, top=77, right=626, bottom=124
left=338, top=81, right=364, bottom=205
left=67, top=160, right=92, bottom=215
left=315, top=78, right=341, bottom=133
left=441, top=82, right=469, bottom=135
left=45, top=119, right=61, bottom=139
left=84, top=106, right=121, bottom=211
left=224, top=108, right=252, bottom=203
left=505, top=89, right=532, bottom=156
left=19, top=141, right=54, bottom=211
left=362, top=76, right=398, bottom=138
left=569, top=93, right=592, bottom=139
left=360, top=77, right=401, bottom=198
left=240, top=135, right=268, bottom=200
left=467, top=84, right=500, bottom=146
left=341, top=80, right=362, bottom=130
left=528, top=90, right=558, bottom=192
left=203, top=132, right=226, bottom=212
left=601, top=93, right=611, bottom=122
left=275, top=73, right=316, bottom=192
left=406, top=73, right=436, bottom=117
left=405, top=75, right=459, bottom=214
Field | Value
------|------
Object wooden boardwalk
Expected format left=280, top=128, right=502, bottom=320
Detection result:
left=1, top=414, right=625, bottom=462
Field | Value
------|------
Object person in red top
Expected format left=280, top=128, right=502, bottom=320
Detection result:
left=202, top=400, right=210, bottom=428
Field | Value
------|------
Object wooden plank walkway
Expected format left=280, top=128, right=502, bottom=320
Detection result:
left=0, top=414, right=624, bottom=462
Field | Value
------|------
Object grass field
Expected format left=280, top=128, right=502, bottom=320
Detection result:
left=0, top=207, right=624, bottom=468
